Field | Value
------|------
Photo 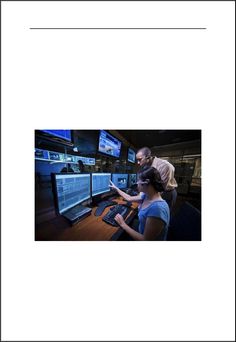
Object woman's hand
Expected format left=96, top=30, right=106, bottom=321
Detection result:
left=114, top=214, right=126, bottom=229
left=109, top=180, right=118, bottom=192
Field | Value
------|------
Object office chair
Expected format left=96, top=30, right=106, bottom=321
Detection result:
left=167, top=201, right=201, bottom=241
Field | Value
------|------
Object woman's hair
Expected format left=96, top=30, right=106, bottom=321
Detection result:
left=138, top=165, right=164, bottom=192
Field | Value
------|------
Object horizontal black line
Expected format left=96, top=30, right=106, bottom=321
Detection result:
left=30, top=27, right=206, bottom=30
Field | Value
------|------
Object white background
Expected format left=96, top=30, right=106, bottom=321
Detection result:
left=1, top=1, right=235, bottom=341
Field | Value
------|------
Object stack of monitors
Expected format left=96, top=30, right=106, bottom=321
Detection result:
left=52, top=172, right=137, bottom=215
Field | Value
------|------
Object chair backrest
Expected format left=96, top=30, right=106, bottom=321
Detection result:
left=167, top=201, right=201, bottom=241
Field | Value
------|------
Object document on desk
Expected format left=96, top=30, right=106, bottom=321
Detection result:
left=1, top=1, right=235, bottom=341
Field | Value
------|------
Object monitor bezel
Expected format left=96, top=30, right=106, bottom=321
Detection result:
left=97, top=130, right=122, bottom=159
left=51, top=172, right=91, bottom=214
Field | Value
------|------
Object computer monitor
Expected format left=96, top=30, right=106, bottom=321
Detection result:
left=37, top=130, right=73, bottom=145
left=52, top=173, right=91, bottom=214
left=92, top=173, right=112, bottom=197
left=98, top=130, right=122, bottom=158
left=76, top=156, right=96, bottom=166
left=35, top=148, right=49, bottom=160
left=112, top=173, right=128, bottom=189
left=128, top=173, right=137, bottom=187
left=41, top=129, right=72, bottom=141
left=127, top=148, right=136, bottom=164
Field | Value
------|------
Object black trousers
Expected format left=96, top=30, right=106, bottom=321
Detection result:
left=162, top=188, right=177, bottom=213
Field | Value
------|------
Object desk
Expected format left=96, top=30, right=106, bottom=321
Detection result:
left=35, top=197, right=138, bottom=241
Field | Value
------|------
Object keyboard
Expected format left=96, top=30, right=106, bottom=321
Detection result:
left=102, top=204, right=132, bottom=227
left=63, top=205, right=92, bottom=221
left=94, top=200, right=117, bottom=216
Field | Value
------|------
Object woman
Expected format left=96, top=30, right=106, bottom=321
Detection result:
left=109, top=166, right=170, bottom=241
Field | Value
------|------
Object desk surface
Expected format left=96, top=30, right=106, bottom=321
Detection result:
left=35, top=197, right=138, bottom=241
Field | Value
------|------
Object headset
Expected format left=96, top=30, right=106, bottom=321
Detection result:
left=136, top=179, right=150, bottom=185
left=137, top=178, right=164, bottom=192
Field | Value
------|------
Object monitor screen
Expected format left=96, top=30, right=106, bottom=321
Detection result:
left=127, top=148, right=136, bottom=163
left=98, top=130, right=122, bottom=158
left=112, top=173, right=128, bottom=189
left=53, top=173, right=90, bottom=214
left=35, top=148, right=49, bottom=160
left=92, top=173, right=111, bottom=197
left=76, top=156, right=96, bottom=166
left=128, top=173, right=137, bottom=187
left=49, top=151, right=64, bottom=161
left=40, top=130, right=72, bottom=142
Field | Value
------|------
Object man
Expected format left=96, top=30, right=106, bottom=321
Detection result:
left=136, top=147, right=178, bottom=212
